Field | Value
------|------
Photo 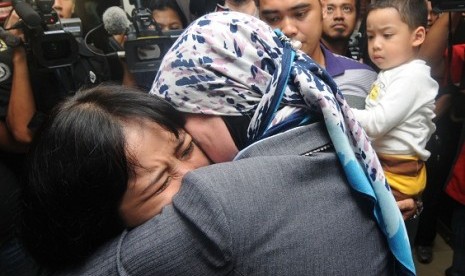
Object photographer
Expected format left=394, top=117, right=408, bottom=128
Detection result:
left=0, top=2, right=113, bottom=274
left=0, top=3, right=40, bottom=275
left=120, top=0, right=189, bottom=90
left=4, top=0, right=117, bottom=157
left=5, top=0, right=113, bottom=138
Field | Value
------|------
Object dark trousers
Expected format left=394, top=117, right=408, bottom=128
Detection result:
left=0, top=160, right=40, bottom=276
left=416, top=117, right=462, bottom=246
left=448, top=203, right=465, bottom=275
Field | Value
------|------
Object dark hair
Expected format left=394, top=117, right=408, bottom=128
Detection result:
left=254, top=0, right=323, bottom=10
left=19, top=84, right=185, bottom=271
left=143, top=0, right=189, bottom=28
left=355, top=0, right=361, bottom=18
left=368, top=0, right=427, bottom=29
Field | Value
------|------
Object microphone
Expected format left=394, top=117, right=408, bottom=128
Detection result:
left=12, top=1, right=42, bottom=28
left=102, top=6, right=132, bottom=36
left=0, top=27, right=21, bottom=47
left=84, top=7, right=128, bottom=59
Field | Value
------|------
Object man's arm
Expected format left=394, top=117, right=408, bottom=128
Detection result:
left=419, top=12, right=462, bottom=82
left=7, top=46, right=35, bottom=144
left=0, top=121, right=27, bottom=152
left=4, top=11, right=36, bottom=144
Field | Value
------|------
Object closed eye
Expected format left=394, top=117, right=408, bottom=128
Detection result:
left=154, top=176, right=171, bottom=195
left=181, top=141, right=194, bottom=159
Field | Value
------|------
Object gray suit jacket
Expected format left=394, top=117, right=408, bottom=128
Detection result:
left=59, top=122, right=393, bottom=275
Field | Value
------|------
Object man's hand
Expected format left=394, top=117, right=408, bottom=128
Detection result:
left=4, top=10, right=25, bottom=42
left=397, top=198, right=417, bottom=220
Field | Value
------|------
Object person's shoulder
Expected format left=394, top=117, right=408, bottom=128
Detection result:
left=322, top=46, right=375, bottom=72
left=388, top=60, right=432, bottom=79
left=333, top=53, right=375, bottom=71
left=183, top=123, right=331, bottom=187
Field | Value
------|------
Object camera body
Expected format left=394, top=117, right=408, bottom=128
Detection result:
left=31, top=0, right=58, bottom=25
left=123, top=3, right=182, bottom=73
left=13, top=0, right=80, bottom=68
left=124, top=29, right=182, bottom=73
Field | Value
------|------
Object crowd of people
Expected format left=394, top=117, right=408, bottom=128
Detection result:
left=0, top=0, right=464, bottom=275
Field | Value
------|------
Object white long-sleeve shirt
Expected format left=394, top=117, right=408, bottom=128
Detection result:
left=352, top=59, right=438, bottom=161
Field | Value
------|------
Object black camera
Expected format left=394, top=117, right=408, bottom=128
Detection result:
left=431, top=0, right=465, bottom=11
left=122, top=0, right=182, bottom=73
left=124, top=29, right=182, bottom=73
left=12, top=0, right=80, bottom=68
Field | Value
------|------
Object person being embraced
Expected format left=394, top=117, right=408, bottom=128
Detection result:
left=20, top=85, right=210, bottom=271
left=21, top=11, right=415, bottom=276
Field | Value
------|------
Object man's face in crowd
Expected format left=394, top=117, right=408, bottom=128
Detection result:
left=257, top=0, right=324, bottom=59
left=321, top=0, right=357, bottom=42
left=152, top=7, right=184, bottom=31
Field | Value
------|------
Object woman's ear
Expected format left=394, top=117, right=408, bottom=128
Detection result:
left=412, top=26, right=426, bottom=47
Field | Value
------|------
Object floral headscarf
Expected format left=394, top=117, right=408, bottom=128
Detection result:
left=151, top=11, right=415, bottom=275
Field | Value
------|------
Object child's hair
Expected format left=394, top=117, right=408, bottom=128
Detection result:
left=368, top=0, right=427, bottom=30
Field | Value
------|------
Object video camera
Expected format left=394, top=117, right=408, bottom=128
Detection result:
left=12, top=0, right=81, bottom=68
left=431, top=0, right=465, bottom=11
left=123, top=0, right=182, bottom=73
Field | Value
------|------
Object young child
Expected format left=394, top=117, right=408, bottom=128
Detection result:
left=351, top=0, right=438, bottom=201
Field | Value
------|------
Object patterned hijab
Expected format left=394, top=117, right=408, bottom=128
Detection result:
left=151, top=11, right=415, bottom=275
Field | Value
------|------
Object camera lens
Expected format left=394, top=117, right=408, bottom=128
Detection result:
left=42, top=40, right=71, bottom=59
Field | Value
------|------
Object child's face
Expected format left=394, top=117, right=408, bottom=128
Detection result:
left=366, top=7, right=425, bottom=70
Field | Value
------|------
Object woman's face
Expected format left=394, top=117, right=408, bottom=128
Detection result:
left=184, top=114, right=239, bottom=163
left=119, top=119, right=211, bottom=227
left=152, top=7, right=183, bottom=32
left=52, top=0, right=75, bottom=19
